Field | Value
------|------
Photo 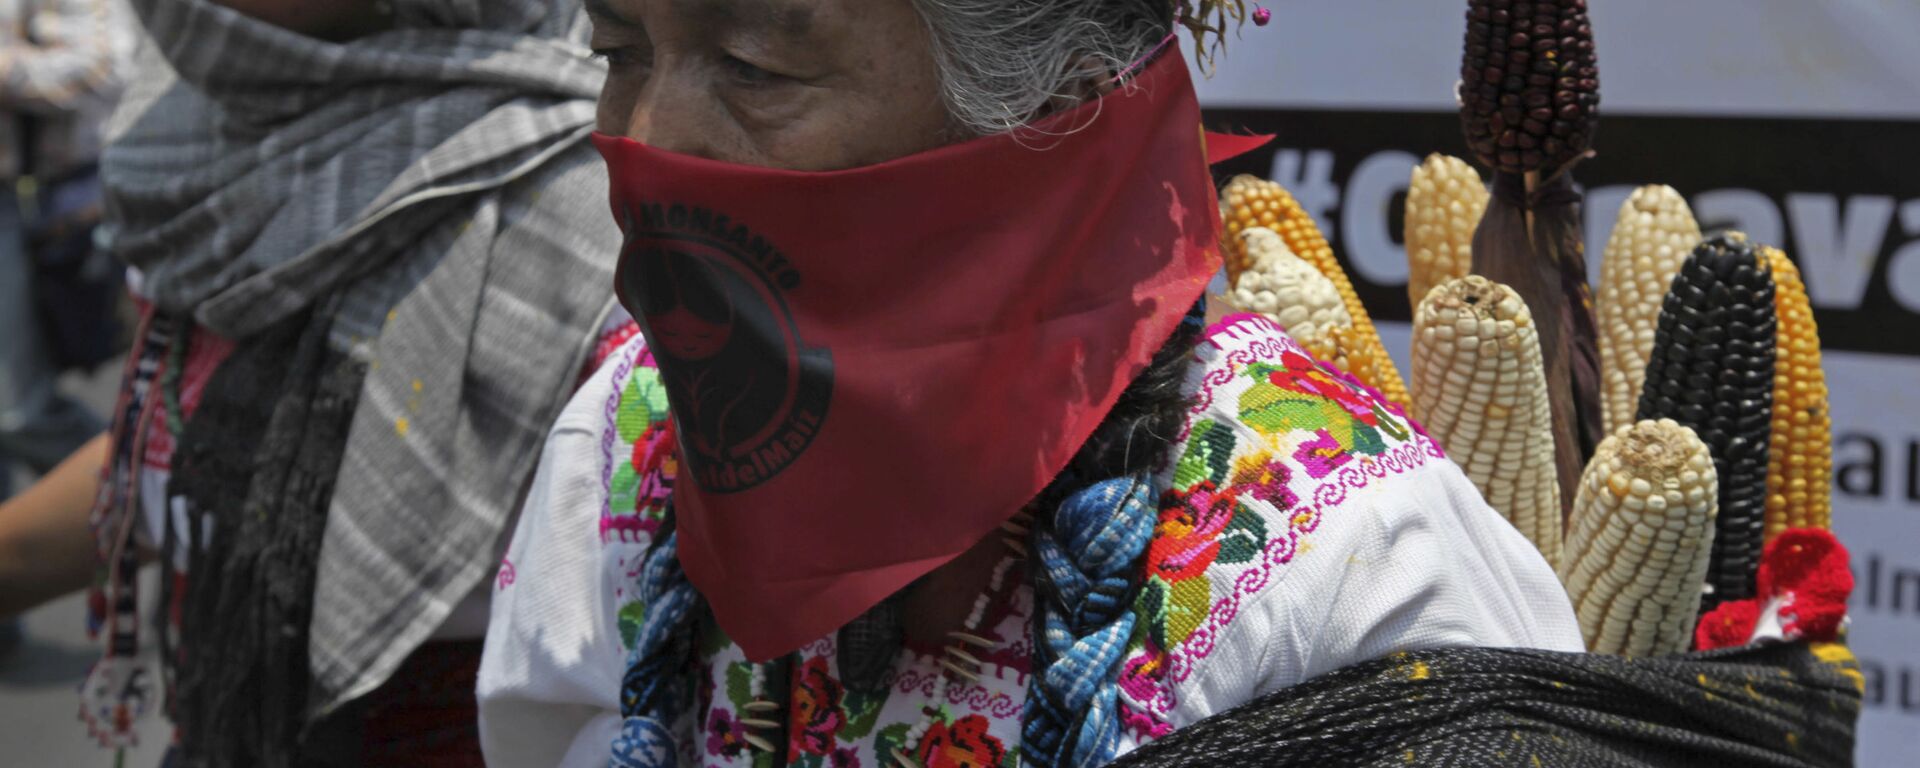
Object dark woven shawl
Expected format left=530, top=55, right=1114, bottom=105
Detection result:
left=1110, top=642, right=1860, bottom=768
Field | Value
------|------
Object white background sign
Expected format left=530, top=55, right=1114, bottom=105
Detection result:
left=1192, top=2, right=1919, bottom=763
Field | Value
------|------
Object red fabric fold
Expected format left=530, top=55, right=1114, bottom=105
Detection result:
left=595, top=52, right=1223, bottom=660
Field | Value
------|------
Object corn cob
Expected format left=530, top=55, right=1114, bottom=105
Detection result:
left=1762, top=246, right=1832, bottom=537
left=1559, top=419, right=1718, bottom=656
left=1405, top=154, right=1488, bottom=312
left=1597, top=186, right=1702, bottom=436
left=1228, top=227, right=1354, bottom=343
left=1411, top=275, right=1560, bottom=567
left=1221, top=174, right=1411, bottom=410
left=1634, top=232, right=1775, bottom=609
left=1460, top=0, right=1600, bottom=176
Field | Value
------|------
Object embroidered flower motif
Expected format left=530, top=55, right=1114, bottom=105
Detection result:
left=790, top=656, right=849, bottom=756
left=1230, top=453, right=1297, bottom=511
left=1118, top=645, right=1167, bottom=705
left=915, top=714, right=1007, bottom=768
left=1239, top=359, right=1388, bottom=458
left=706, top=708, right=750, bottom=758
left=1149, top=480, right=1235, bottom=583
left=1292, top=429, right=1350, bottom=479
left=828, top=747, right=863, bottom=768
left=1268, top=351, right=1376, bottom=423
left=632, top=419, right=677, bottom=508
left=606, top=367, right=678, bottom=542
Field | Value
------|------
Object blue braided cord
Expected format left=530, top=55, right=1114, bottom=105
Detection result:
left=612, top=530, right=698, bottom=767
left=1022, top=475, right=1158, bottom=768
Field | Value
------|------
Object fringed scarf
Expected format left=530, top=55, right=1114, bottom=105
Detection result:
left=87, top=1, right=622, bottom=762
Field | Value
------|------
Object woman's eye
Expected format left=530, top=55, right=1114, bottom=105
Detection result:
left=724, top=56, right=781, bottom=87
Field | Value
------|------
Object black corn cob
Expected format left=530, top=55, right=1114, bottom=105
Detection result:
left=1634, top=232, right=1776, bottom=611
left=1460, top=0, right=1600, bottom=175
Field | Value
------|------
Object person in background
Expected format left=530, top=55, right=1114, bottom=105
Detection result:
left=0, top=0, right=133, bottom=655
left=0, top=0, right=628, bottom=764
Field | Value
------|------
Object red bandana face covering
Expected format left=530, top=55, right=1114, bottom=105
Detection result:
left=595, top=51, right=1260, bottom=661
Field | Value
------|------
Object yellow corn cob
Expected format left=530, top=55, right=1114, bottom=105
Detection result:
left=1404, top=154, right=1487, bottom=312
left=1559, top=419, right=1718, bottom=656
left=1228, top=227, right=1355, bottom=343
left=1410, top=276, right=1560, bottom=567
left=1762, top=246, right=1832, bottom=537
left=1596, top=185, right=1701, bottom=436
left=1222, top=175, right=1410, bottom=410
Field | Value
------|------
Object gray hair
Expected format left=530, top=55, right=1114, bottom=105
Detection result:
left=907, top=0, right=1173, bottom=137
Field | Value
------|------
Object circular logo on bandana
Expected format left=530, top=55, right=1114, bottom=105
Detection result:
left=616, top=203, right=833, bottom=493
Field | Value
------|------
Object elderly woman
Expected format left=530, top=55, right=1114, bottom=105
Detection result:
left=478, top=1, right=1583, bottom=767
left=0, top=0, right=628, bottom=764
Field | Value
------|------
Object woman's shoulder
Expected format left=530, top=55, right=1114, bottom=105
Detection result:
left=1116, top=313, right=1578, bottom=741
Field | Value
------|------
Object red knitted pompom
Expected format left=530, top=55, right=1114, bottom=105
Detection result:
left=1756, top=528, right=1851, bottom=605
left=1695, top=599, right=1762, bottom=651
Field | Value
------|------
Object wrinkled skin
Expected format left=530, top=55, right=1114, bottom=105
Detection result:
left=586, top=0, right=952, bottom=171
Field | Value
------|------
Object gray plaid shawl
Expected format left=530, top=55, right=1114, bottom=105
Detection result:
left=103, top=0, right=620, bottom=715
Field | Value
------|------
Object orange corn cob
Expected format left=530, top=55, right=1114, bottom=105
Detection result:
left=1762, top=246, right=1832, bottom=537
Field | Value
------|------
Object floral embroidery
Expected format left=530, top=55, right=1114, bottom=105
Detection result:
left=706, top=708, right=751, bottom=760
left=915, top=715, right=1009, bottom=768
left=687, top=578, right=1034, bottom=767
left=604, top=352, right=677, bottom=543
left=1292, top=429, right=1349, bottom=479
left=791, top=656, right=850, bottom=755
left=1119, top=313, right=1440, bottom=737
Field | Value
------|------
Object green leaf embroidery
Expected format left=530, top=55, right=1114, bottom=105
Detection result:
left=614, top=372, right=653, bottom=443
left=1173, top=419, right=1236, bottom=490
left=1001, top=745, right=1023, bottom=768
left=1137, top=578, right=1169, bottom=650
left=725, top=662, right=754, bottom=710
left=1215, top=502, right=1270, bottom=565
left=616, top=601, right=646, bottom=650
left=608, top=462, right=640, bottom=517
left=1373, top=400, right=1411, bottom=441
left=636, top=369, right=670, bottom=420
left=1349, top=422, right=1387, bottom=456
left=1239, top=390, right=1332, bottom=435
left=1163, top=574, right=1212, bottom=649
left=873, top=722, right=914, bottom=763
left=838, top=687, right=886, bottom=740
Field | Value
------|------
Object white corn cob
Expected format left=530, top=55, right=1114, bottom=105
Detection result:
left=1404, top=154, right=1488, bottom=312
left=1596, top=185, right=1702, bottom=436
left=1410, top=276, right=1561, bottom=567
left=1228, top=227, right=1354, bottom=343
left=1559, top=419, right=1719, bottom=656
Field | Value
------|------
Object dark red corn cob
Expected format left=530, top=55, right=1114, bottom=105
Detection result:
left=1634, top=233, right=1776, bottom=611
left=1460, top=0, right=1600, bottom=175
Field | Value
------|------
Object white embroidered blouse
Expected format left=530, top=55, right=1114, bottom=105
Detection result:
left=477, top=313, right=1584, bottom=767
